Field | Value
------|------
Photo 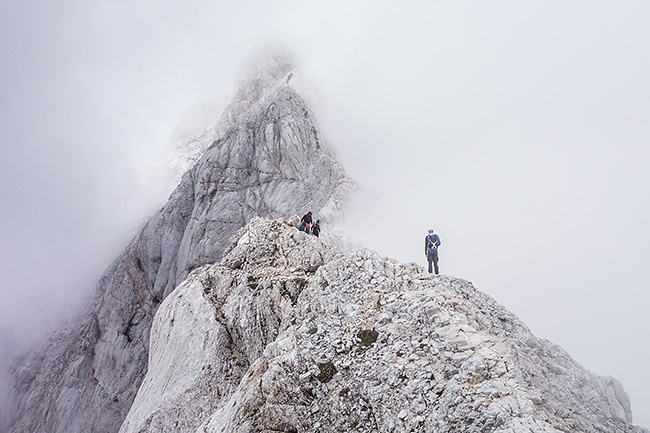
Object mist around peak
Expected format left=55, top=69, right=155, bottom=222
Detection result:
left=1, top=0, right=649, bottom=427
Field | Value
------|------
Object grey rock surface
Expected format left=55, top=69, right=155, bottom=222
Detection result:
left=169, top=52, right=297, bottom=183
left=6, top=58, right=355, bottom=433
left=5, top=53, right=647, bottom=433
left=121, top=217, right=647, bottom=433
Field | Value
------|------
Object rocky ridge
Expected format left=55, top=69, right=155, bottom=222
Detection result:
left=120, top=217, right=647, bottom=433
left=6, top=56, right=355, bottom=433
left=5, top=52, right=647, bottom=433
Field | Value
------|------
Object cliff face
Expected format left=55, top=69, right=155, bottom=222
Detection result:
left=119, top=217, right=647, bottom=433
left=5, top=54, right=647, bottom=433
left=6, top=57, right=355, bottom=433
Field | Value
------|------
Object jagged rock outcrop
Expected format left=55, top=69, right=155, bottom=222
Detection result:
left=169, top=52, right=296, bottom=180
left=6, top=52, right=647, bottom=433
left=6, top=56, right=356, bottom=433
left=120, top=217, right=647, bottom=433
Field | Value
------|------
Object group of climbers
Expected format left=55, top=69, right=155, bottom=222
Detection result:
left=299, top=211, right=321, bottom=237
left=298, top=212, right=441, bottom=273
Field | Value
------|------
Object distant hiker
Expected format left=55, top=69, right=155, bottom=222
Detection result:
left=299, top=211, right=313, bottom=233
left=308, top=219, right=320, bottom=237
left=424, top=229, right=441, bottom=275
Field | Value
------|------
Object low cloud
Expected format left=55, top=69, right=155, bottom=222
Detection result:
left=1, top=0, right=648, bottom=427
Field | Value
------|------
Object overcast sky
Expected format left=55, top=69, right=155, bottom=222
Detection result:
left=0, top=0, right=648, bottom=427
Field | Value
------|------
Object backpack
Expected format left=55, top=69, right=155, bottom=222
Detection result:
left=427, top=234, right=438, bottom=250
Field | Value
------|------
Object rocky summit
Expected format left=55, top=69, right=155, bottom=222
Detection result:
left=5, top=55, right=355, bottom=433
left=120, top=217, right=645, bottom=433
left=4, top=53, right=648, bottom=433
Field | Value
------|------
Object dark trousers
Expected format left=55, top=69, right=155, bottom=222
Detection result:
left=427, top=250, right=439, bottom=274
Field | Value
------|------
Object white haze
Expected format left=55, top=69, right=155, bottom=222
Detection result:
left=0, top=0, right=648, bottom=427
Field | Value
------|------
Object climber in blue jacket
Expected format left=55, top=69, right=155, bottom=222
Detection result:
left=424, top=229, right=441, bottom=275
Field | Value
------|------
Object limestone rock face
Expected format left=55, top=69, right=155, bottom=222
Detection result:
left=170, top=52, right=296, bottom=182
left=5, top=52, right=647, bottom=433
left=6, top=59, right=355, bottom=433
left=120, top=218, right=647, bottom=433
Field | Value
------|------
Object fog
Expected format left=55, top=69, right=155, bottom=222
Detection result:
left=1, top=0, right=648, bottom=427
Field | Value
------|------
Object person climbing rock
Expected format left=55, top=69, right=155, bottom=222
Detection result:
left=311, top=220, right=321, bottom=237
left=299, top=211, right=313, bottom=233
left=424, top=229, right=441, bottom=275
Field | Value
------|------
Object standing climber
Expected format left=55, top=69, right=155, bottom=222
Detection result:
left=311, top=220, right=321, bottom=237
left=424, top=229, right=441, bottom=275
left=299, top=211, right=313, bottom=233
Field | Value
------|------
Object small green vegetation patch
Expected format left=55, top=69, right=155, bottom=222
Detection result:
left=280, top=287, right=297, bottom=306
left=281, top=278, right=307, bottom=307
left=316, top=361, right=337, bottom=383
left=294, top=277, right=308, bottom=290
left=247, top=275, right=258, bottom=290
left=357, top=329, right=379, bottom=347
left=307, top=327, right=318, bottom=335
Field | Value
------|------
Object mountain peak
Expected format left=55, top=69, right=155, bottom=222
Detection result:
left=120, top=216, right=647, bottom=433
left=4, top=54, right=646, bottom=433
left=170, top=51, right=299, bottom=179
left=239, top=50, right=295, bottom=89
left=5, top=61, right=355, bottom=433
